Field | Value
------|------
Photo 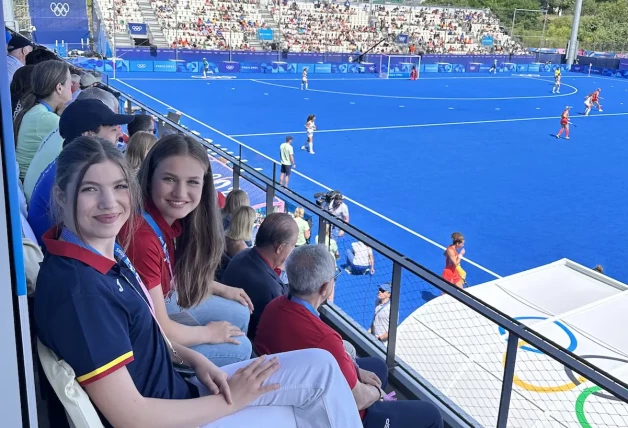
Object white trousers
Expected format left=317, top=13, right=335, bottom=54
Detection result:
left=195, top=348, right=362, bottom=428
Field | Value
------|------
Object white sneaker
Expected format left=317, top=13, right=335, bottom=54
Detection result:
left=599, top=109, right=603, bottom=112
left=301, top=146, right=307, bottom=151
left=556, top=134, right=560, bottom=139
left=565, top=136, right=570, bottom=140
left=310, top=151, right=315, bottom=154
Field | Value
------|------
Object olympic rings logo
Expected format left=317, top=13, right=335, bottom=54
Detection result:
left=131, top=25, right=143, bottom=31
left=50, top=2, right=70, bottom=16
left=498, top=316, right=628, bottom=427
left=136, top=63, right=146, bottom=68
left=226, top=65, right=234, bottom=70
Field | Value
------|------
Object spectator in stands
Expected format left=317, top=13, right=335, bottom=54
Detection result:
left=255, top=245, right=443, bottom=428
left=6, top=35, right=33, bottom=83
left=221, top=212, right=297, bottom=341
left=80, top=72, right=101, bottom=90
left=127, top=113, right=156, bottom=137
left=293, top=207, right=310, bottom=247
left=369, top=283, right=391, bottom=345
left=329, top=193, right=349, bottom=237
left=35, top=136, right=363, bottom=428
left=10, top=64, right=35, bottom=118
left=27, top=98, right=134, bottom=245
left=222, top=189, right=250, bottom=230
left=226, top=206, right=256, bottom=258
left=14, top=61, right=72, bottom=180
left=24, top=46, right=57, bottom=65
left=120, top=134, right=253, bottom=366
left=125, top=131, right=157, bottom=175
left=279, top=135, right=295, bottom=187
left=24, top=87, right=119, bottom=203
left=343, top=240, right=375, bottom=275
left=70, top=74, right=82, bottom=101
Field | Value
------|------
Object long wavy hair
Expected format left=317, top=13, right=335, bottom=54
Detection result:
left=13, top=60, right=69, bottom=143
left=138, top=134, right=224, bottom=308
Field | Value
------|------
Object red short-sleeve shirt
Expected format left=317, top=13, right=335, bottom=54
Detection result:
left=120, top=200, right=182, bottom=297
left=254, top=296, right=359, bottom=390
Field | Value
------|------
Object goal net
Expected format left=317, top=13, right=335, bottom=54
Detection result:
left=379, top=55, right=421, bottom=79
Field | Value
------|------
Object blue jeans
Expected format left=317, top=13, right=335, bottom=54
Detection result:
left=356, top=357, right=443, bottom=428
left=165, top=293, right=252, bottom=367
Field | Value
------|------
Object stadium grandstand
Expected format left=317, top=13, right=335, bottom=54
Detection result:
left=3, top=0, right=628, bottom=426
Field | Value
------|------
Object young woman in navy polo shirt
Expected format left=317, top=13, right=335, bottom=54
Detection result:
left=35, top=136, right=363, bottom=427
left=119, top=134, right=254, bottom=366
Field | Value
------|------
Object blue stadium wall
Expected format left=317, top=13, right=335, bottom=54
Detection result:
left=29, top=0, right=89, bottom=43
left=70, top=50, right=577, bottom=76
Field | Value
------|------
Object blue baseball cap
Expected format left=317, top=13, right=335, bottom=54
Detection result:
left=378, top=283, right=391, bottom=293
left=60, top=99, right=135, bottom=144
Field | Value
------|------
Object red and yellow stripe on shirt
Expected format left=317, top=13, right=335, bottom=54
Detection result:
left=76, top=351, right=134, bottom=385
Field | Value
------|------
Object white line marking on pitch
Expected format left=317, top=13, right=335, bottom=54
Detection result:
left=229, top=112, right=628, bottom=137
left=249, top=78, right=578, bottom=100
left=113, top=78, right=502, bottom=278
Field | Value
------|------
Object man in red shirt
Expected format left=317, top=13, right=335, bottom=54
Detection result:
left=255, top=245, right=443, bottom=428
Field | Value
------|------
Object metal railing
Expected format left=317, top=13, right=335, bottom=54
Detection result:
left=109, top=83, right=628, bottom=428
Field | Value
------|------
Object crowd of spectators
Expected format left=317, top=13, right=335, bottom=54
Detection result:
left=98, top=0, right=144, bottom=35
left=274, top=2, right=525, bottom=54
left=154, top=0, right=267, bottom=50
left=5, top=35, right=444, bottom=427
left=94, top=0, right=523, bottom=54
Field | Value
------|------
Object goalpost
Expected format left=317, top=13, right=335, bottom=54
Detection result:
left=379, top=54, right=422, bottom=79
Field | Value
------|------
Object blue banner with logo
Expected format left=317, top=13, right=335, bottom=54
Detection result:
left=481, top=36, right=494, bottom=46
left=258, top=29, right=274, bottom=41
left=29, top=0, right=89, bottom=43
left=219, top=61, right=240, bottom=73
left=397, top=34, right=408, bottom=44
left=314, top=63, right=332, bottom=74
left=128, top=23, right=147, bottom=36
left=240, top=62, right=261, bottom=73
left=130, top=60, right=153, bottom=72
left=153, top=61, right=177, bottom=72
left=466, top=63, right=480, bottom=72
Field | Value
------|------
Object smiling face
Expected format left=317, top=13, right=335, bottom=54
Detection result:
left=60, top=160, right=131, bottom=243
left=150, top=155, right=205, bottom=225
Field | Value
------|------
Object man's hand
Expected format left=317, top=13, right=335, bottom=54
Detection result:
left=359, top=368, right=382, bottom=388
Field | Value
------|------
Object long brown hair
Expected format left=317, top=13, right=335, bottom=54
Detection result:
left=125, top=131, right=157, bottom=173
left=138, top=134, right=224, bottom=308
left=53, top=136, right=141, bottom=250
left=13, top=60, right=69, bottom=143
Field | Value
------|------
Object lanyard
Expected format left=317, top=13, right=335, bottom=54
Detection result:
left=38, top=100, right=54, bottom=113
left=374, top=300, right=390, bottom=317
left=287, top=294, right=319, bottom=317
left=60, top=227, right=182, bottom=364
left=142, top=212, right=174, bottom=280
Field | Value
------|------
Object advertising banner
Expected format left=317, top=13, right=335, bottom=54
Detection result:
left=257, top=29, right=274, bottom=41
left=466, top=63, right=480, bottom=73
left=240, top=62, right=261, bottom=73
left=130, top=60, right=153, bottom=72
left=153, top=61, right=177, bottom=72
left=128, top=23, right=147, bottom=36
left=219, top=61, right=240, bottom=73
left=29, top=0, right=89, bottom=43
left=481, top=36, right=494, bottom=46
left=314, top=63, right=332, bottom=73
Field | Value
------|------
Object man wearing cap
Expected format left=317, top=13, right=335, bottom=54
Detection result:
left=255, top=245, right=443, bottom=428
left=27, top=99, right=135, bottom=246
left=6, top=35, right=34, bottom=83
left=369, top=283, right=391, bottom=345
left=80, top=72, right=101, bottom=90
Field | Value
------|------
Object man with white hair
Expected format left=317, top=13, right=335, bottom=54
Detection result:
left=255, top=245, right=443, bottom=428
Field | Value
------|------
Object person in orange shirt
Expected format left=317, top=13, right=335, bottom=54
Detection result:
left=442, top=232, right=465, bottom=288
left=556, top=106, right=571, bottom=140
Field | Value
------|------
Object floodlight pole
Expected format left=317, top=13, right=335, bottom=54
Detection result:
left=566, top=0, right=584, bottom=66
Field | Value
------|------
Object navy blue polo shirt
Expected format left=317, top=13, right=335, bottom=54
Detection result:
left=34, top=228, right=191, bottom=414
left=27, top=159, right=56, bottom=247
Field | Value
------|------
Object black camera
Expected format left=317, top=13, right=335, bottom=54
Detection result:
left=314, top=190, right=342, bottom=208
